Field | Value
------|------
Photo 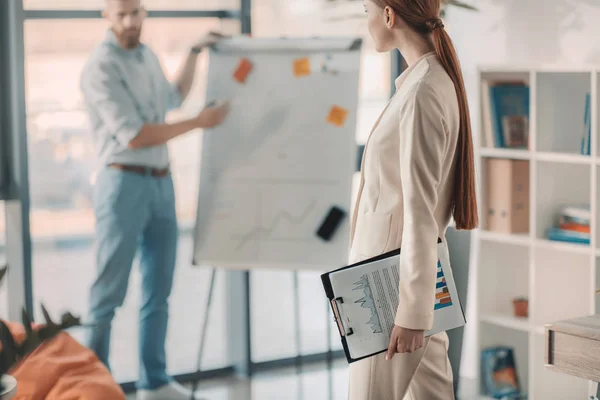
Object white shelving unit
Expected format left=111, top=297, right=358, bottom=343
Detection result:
left=474, top=67, right=599, bottom=399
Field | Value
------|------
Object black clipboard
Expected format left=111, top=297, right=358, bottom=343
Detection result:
left=321, top=238, right=445, bottom=364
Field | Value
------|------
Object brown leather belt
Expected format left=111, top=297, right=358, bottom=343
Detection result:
left=108, top=163, right=169, bottom=177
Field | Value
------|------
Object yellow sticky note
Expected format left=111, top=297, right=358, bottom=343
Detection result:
left=293, top=57, right=311, bottom=77
left=326, top=105, right=348, bottom=127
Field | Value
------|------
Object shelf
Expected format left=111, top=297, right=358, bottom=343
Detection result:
left=535, top=151, right=592, bottom=165
left=536, top=72, right=591, bottom=155
left=535, top=238, right=592, bottom=255
left=535, top=162, right=591, bottom=240
left=535, top=325, right=546, bottom=335
left=479, top=147, right=530, bottom=160
left=477, top=68, right=595, bottom=400
left=479, top=230, right=530, bottom=246
left=480, top=313, right=531, bottom=333
left=478, top=149, right=593, bottom=164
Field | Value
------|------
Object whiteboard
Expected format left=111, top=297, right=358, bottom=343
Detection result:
left=192, top=37, right=362, bottom=271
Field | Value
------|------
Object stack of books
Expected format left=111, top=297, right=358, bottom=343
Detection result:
left=546, top=205, right=590, bottom=245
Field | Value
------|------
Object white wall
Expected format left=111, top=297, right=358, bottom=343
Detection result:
left=446, top=0, right=600, bottom=379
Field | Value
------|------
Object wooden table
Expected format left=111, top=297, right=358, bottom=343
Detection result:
left=546, top=315, right=600, bottom=397
left=0, top=375, right=17, bottom=400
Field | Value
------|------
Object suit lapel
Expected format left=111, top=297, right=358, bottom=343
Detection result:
left=349, top=97, right=395, bottom=245
left=348, top=56, right=432, bottom=247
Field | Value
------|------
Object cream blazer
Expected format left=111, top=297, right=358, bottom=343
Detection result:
left=349, top=52, right=460, bottom=331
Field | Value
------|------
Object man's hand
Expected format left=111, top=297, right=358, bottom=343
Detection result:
left=195, top=101, right=230, bottom=129
left=191, top=31, right=229, bottom=54
left=385, top=325, right=425, bottom=360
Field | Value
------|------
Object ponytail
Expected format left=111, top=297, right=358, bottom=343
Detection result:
left=429, top=21, right=478, bottom=230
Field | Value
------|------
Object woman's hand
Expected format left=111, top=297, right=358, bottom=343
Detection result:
left=386, top=325, right=425, bottom=360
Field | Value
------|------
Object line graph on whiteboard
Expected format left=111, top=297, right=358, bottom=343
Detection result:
left=233, top=199, right=318, bottom=251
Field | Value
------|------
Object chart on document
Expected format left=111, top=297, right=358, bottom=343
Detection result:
left=192, top=37, right=362, bottom=270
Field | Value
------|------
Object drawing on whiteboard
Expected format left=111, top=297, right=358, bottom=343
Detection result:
left=234, top=200, right=318, bottom=251
left=353, top=275, right=383, bottom=334
left=192, top=37, right=362, bottom=268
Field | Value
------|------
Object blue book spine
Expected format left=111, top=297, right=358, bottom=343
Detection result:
left=581, top=93, right=590, bottom=155
left=488, top=86, right=504, bottom=148
left=489, top=85, right=530, bottom=149
left=547, top=228, right=590, bottom=244
left=587, top=92, right=591, bottom=155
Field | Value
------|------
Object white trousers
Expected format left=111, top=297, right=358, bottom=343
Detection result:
left=348, top=331, right=455, bottom=400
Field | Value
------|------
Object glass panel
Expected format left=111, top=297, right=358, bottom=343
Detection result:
left=252, top=0, right=391, bottom=144
left=24, top=17, right=237, bottom=383
left=250, top=0, right=391, bottom=359
left=24, top=0, right=239, bottom=10
left=251, top=270, right=297, bottom=362
left=298, top=271, right=328, bottom=355
left=0, top=201, right=6, bottom=318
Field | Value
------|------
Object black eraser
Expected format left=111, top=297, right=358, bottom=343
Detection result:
left=316, top=205, right=346, bottom=241
left=357, top=144, right=365, bottom=172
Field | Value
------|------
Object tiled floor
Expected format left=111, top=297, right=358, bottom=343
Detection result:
left=125, top=359, right=489, bottom=400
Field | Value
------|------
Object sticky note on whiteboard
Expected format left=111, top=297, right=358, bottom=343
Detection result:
left=310, top=53, right=356, bottom=75
left=233, top=58, right=253, bottom=83
left=293, top=57, right=311, bottom=77
left=326, top=105, right=348, bottom=127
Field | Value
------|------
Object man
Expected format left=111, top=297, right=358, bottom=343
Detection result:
left=79, top=0, right=229, bottom=398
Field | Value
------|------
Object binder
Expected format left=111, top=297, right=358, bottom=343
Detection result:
left=485, top=158, right=529, bottom=234
left=321, top=239, right=466, bottom=363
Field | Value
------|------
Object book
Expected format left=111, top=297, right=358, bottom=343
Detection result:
left=581, top=92, right=591, bottom=156
left=481, top=80, right=495, bottom=148
left=488, top=82, right=530, bottom=149
left=546, top=227, right=590, bottom=244
left=480, top=346, right=522, bottom=398
left=560, top=204, right=590, bottom=223
left=502, top=115, right=528, bottom=148
left=321, top=240, right=465, bottom=363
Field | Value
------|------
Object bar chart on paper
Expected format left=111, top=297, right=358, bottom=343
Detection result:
left=435, top=260, right=453, bottom=310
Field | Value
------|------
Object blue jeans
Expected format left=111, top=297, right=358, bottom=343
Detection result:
left=85, top=167, right=178, bottom=390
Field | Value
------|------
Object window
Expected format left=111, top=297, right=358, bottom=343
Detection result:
left=24, top=0, right=239, bottom=10
left=0, top=201, right=6, bottom=319
left=252, top=0, right=391, bottom=144
left=249, top=0, right=391, bottom=362
left=24, top=17, right=238, bottom=383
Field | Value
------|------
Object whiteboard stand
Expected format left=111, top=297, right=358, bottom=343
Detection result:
left=292, top=271, right=304, bottom=398
left=326, top=296, right=334, bottom=400
left=190, top=36, right=362, bottom=398
left=189, top=266, right=217, bottom=399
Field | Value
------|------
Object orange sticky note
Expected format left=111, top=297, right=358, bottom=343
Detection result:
left=293, top=57, right=311, bottom=77
left=233, top=58, right=253, bottom=83
left=326, top=105, right=348, bottom=127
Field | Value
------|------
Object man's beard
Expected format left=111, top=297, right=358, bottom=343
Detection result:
left=117, top=29, right=142, bottom=49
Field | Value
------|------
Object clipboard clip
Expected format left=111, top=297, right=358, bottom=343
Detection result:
left=330, top=297, right=354, bottom=337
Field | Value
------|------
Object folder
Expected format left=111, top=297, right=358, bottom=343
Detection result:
left=485, top=158, right=529, bottom=234
left=321, top=239, right=466, bottom=363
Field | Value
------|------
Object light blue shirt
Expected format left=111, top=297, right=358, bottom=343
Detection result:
left=80, top=29, right=182, bottom=169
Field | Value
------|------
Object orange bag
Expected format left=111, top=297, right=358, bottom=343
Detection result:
left=3, top=321, right=125, bottom=400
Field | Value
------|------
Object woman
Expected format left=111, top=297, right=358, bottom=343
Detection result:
left=348, top=0, right=478, bottom=399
